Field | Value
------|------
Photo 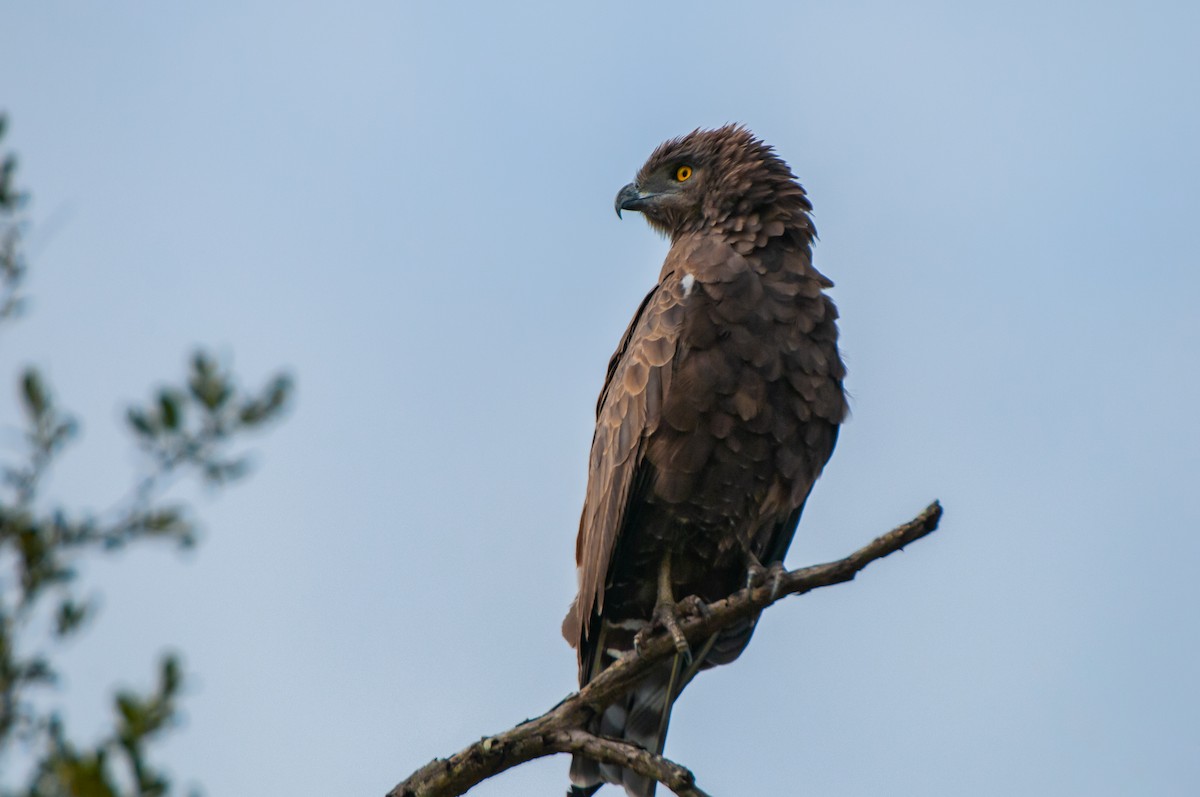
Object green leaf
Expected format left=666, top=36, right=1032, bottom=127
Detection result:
left=266, top=374, right=293, bottom=413
left=127, top=407, right=156, bottom=437
left=54, top=599, right=92, bottom=637
left=190, top=350, right=213, bottom=378
left=134, top=506, right=196, bottom=548
left=203, top=457, right=250, bottom=485
left=240, top=373, right=293, bottom=426
left=158, top=390, right=182, bottom=431
left=21, top=366, right=47, bottom=420
left=188, top=349, right=234, bottom=412
left=237, top=401, right=264, bottom=425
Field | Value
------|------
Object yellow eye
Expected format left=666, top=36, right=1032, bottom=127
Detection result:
left=675, top=165, right=693, bottom=182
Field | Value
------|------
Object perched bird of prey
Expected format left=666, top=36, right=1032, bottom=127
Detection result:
left=562, top=126, right=848, bottom=797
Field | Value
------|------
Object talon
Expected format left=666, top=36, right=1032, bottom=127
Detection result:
left=677, top=594, right=710, bottom=620
left=767, top=561, right=786, bottom=601
left=633, top=627, right=650, bottom=656
left=746, top=557, right=787, bottom=600
left=746, top=561, right=766, bottom=590
left=633, top=601, right=694, bottom=663
left=657, top=602, right=693, bottom=661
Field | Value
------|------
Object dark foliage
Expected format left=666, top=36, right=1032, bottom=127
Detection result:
left=0, top=114, right=292, bottom=797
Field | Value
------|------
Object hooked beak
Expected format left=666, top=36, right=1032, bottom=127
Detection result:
left=615, top=182, right=658, bottom=218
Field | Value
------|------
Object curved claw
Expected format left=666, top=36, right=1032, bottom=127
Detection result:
left=747, top=560, right=788, bottom=601
left=634, top=601, right=694, bottom=665
left=677, top=594, right=711, bottom=620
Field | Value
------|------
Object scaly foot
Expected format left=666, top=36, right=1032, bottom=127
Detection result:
left=747, top=559, right=788, bottom=602
left=633, top=596, right=708, bottom=663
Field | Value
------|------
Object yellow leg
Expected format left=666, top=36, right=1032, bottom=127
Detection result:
left=636, top=551, right=690, bottom=660
left=657, top=551, right=675, bottom=606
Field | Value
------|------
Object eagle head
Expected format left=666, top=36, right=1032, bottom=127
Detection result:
left=615, top=124, right=810, bottom=242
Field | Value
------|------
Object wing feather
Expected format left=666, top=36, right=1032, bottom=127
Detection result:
left=563, top=273, right=687, bottom=657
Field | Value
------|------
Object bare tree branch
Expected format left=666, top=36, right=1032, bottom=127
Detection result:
left=389, top=501, right=943, bottom=797
left=547, top=730, right=711, bottom=797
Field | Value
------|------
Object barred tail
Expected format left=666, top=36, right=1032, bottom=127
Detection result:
left=568, top=658, right=677, bottom=797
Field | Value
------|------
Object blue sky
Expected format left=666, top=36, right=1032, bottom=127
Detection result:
left=3, top=2, right=1199, bottom=795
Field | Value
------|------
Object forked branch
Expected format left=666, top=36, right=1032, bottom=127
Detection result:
left=389, top=501, right=943, bottom=797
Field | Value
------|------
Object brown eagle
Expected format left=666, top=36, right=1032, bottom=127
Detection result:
left=563, top=126, right=848, bottom=797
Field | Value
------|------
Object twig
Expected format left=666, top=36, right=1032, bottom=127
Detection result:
left=549, top=730, right=711, bottom=797
left=388, top=501, right=943, bottom=797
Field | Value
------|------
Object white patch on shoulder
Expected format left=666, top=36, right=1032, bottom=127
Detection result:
left=681, top=272, right=696, bottom=297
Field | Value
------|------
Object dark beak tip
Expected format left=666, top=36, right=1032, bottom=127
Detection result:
left=615, top=182, right=644, bottom=219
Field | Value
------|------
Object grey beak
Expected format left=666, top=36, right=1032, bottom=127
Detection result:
left=615, top=182, right=655, bottom=218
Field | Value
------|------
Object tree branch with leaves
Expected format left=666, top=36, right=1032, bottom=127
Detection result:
left=0, top=113, right=293, bottom=797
